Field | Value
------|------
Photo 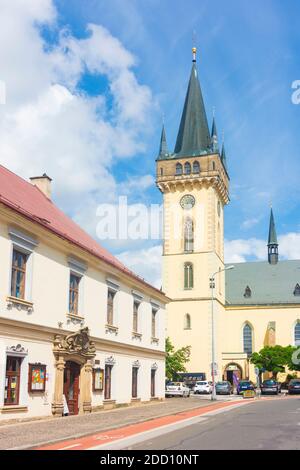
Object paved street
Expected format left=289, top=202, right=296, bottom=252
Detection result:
left=0, top=396, right=214, bottom=450
left=129, top=396, right=300, bottom=450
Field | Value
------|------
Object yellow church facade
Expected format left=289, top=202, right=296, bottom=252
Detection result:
left=156, top=49, right=300, bottom=384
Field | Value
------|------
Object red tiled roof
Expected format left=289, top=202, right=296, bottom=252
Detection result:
left=0, top=164, right=163, bottom=297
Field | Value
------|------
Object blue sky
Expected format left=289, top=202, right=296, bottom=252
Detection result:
left=53, top=0, right=300, bottom=238
left=0, top=0, right=300, bottom=285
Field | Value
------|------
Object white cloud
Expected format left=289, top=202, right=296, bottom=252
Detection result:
left=117, top=244, right=162, bottom=288
left=0, top=0, right=155, bottom=221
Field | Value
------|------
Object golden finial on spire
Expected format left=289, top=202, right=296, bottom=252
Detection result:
left=192, top=30, right=197, bottom=62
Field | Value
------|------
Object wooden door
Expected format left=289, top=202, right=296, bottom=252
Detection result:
left=63, top=361, right=80, bottom=415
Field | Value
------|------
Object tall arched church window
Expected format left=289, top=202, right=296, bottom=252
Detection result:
left=184, top=262, right=194, bottom=289
left=176, top=163, right=183, bottom=175
left=184, top=217, right=194, bottom=253
left=184, top=162, right=191, bottom=175
left=295, top=322, right=300, bottom=346
left=184, top=314, right=191, bottom=330
left=243, top=323, right=253, bottom=356
left=192, top=161, right=200, bottom=174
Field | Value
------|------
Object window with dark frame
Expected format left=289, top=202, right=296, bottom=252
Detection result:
left=5, top=356, right=22, bottom=405
left=107, top=290, right=115, bottom=325
left=104, top=364, right=112, bottom=399
left=132, top=367, right=138, bottom=398
left=133, top=301, right=139, bottom=333
left=151, top=369, right=156, bottom=397
left=11, top=249, right=27, bottom=299
left=176, top=163, right=183, bottom=175
left=151, top=308, right=157, bottom=338
left=243, top=324, right=253, bottom=356
left=69, top=273, right=81, bottom=315
left=28, top=364, right=46, bottom=393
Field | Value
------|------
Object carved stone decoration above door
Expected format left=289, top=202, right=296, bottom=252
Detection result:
left=53, top=327, right=96, bottom=358
left=52, top=327, right=96, bottom=417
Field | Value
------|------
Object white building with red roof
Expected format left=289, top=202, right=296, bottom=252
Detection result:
left=0, top=165, right=167, bottom=421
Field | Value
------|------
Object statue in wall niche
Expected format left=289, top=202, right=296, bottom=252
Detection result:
left=53, top=327, right=96, bottom=357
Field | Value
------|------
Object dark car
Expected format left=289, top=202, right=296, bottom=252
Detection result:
left=215, top=381, right=232, bottom=395
left=260, top=379, right=280, bottom=395
left=237, top=380, right=255, bottom=395
left=288, top=379, right=300, bottom=394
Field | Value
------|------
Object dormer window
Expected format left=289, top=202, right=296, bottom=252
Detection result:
left=244, top=286, right=252, bottom=298
left=294, top=284, right=300, bottom=296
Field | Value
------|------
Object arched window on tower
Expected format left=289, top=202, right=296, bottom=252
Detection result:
left=184, top=314, right=191, bottom=330
left=294, top=284, right=300, bottom=296
left=295, top=322, right=300, bottom=346
left=244, top=286, right=252, bottom=298
left=184, top=217, right=194, bottom=253
left=192, top=161, right=200, bottom=174
left=184, top=262, right=194, bottom=289
left=176, top=163, right=183, bottom=175
left=212, top=161, right=216, bottom=171
left=243, top=323, right=253, bottom=356
left=184, top=162, right=191, bottom=175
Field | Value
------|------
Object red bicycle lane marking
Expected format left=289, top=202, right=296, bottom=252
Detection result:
left=34, top=400, right=244, bottom=451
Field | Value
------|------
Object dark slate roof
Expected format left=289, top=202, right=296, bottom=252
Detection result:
left=268, top=208, right=278, bottom=245
left=225, top=260, right=300, bottom=305
left=174, top=63, right=211, bottom=157
left=157, top=124, right=170, bottom=160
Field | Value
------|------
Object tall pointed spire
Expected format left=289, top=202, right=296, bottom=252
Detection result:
left=221, top=142, right=227, bottom=172
left=174, top=47, right=211, bottom=157
left=211, top=115, right=219, bottom=152
left=157, top=124, right=169, bottom=160
left=268, top=208, right=279, bottom=265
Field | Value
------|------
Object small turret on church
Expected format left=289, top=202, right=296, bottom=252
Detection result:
left=268, top=208, right=279, bottom=265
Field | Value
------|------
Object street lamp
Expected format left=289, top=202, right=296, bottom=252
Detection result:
left=210, top=265, right=234, bottom=401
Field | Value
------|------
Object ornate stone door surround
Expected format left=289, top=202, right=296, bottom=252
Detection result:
left=51, top=327, right=96, bottom=417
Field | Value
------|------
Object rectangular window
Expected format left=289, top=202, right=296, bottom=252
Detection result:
left=151, top=369, right=156, bottom=397
left=11, top=249, right=27, bottom=299
left=107, top=290, right=115, bottom=325
left=133, top=301, right=139, bottom=333
left=104, top=364, right=112, bottom=399
left=69, top=273, right=81, bottom=315
left=132, top=367, right=138, bottom=398
left=5, top=356, right=22, bottom=405
left=151, top=309, right=157, bottom=338
left=28, top=364, right=46, bottom=393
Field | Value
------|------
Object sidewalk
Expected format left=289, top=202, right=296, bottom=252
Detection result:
left=0, top=397, right=224, bottom=450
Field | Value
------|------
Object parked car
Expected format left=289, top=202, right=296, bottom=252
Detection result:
left=288, top=379, right=300, bottom=394
left=193, top=381, right=213, bottom=395
left=237, top=380, right=255, bottom=395
left=165, top=382, right=190, bottom=398
left=215, top=381, right=232, bottom=395
left=260, top=379, right=280, bottom=395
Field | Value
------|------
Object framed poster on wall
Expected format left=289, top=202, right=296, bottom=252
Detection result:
left=28, top=363, right=46, bottom=392
left=93, top=368, right=104, bottom=391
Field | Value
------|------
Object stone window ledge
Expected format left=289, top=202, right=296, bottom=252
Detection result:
left=0, top=405, right=28, bottom=414
left=66, top=313, right=85, bottom=326
left=132, top=331, right=142, bottom=340
left=131, top=398, right=141, bottom=404
left=103, top=399, right=116, bottom=410
left=105, top=324, right=119, bottom=335
left=151, top=337, right=159, bottom=345
left=6, top=296, right=33, bottom=313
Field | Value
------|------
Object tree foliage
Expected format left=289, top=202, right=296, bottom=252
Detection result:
left=250, top=345, right=295, bottom=378
left=165, top=337, right=191, bottom=381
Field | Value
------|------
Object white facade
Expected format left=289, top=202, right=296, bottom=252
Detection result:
left=0, top=202, right=166, bottom=421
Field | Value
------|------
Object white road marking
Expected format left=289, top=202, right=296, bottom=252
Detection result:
left=59, top=443, right=81, bottom=450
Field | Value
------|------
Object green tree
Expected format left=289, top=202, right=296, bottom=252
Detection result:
left=250, top=345, right=291, bottom=379
left=165, top=337, right=191, bottom=381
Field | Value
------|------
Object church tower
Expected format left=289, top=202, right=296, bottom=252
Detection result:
left=156, top=48, right=229, bottom=377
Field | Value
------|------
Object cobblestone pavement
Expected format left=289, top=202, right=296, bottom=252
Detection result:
left=0, top=397, right=215, bottom=450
